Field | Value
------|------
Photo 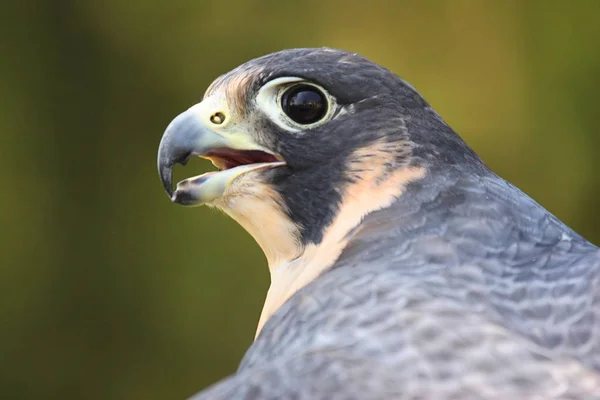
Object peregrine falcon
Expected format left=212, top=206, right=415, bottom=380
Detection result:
left=157, top=48, right=600, bottom=399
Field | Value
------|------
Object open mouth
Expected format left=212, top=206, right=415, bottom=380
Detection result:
left=202, top=148, right=282, bottom=171
left=170, top=148, right=286, bottom=206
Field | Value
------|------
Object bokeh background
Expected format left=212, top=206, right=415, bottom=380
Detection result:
left=2, top=1, right=600, bottom=398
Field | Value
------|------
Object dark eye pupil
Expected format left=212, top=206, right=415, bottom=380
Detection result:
left=281, top=85, right=327, bottom=125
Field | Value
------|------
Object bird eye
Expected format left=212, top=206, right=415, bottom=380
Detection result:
left=281, top=84, right=328, bottom=125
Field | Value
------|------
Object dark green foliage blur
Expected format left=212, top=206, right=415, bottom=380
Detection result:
left=1, top=1, right=599, bottom=398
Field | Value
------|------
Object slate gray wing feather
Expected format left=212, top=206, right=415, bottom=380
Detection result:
left=331, top=172, right=600, bottom=368
left=193, top=342, right=600, bottom=400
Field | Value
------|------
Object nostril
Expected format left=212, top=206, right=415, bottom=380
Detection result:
left=210, top=112, right=226, bottom=125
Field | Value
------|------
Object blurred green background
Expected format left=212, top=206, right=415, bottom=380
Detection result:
left=1, top=0, right=600, bottom=398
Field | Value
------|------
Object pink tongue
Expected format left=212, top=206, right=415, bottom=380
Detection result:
left=206, top=149, right=279, bottom=170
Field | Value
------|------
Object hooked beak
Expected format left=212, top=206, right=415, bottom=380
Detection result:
left=157, top=104, right=285, bottom=206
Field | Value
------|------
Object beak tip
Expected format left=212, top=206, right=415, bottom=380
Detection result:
left=158, top=160, right=174, bottom=198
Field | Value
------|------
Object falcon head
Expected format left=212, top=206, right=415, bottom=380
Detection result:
left=157, top=48, right=482, bottom=331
